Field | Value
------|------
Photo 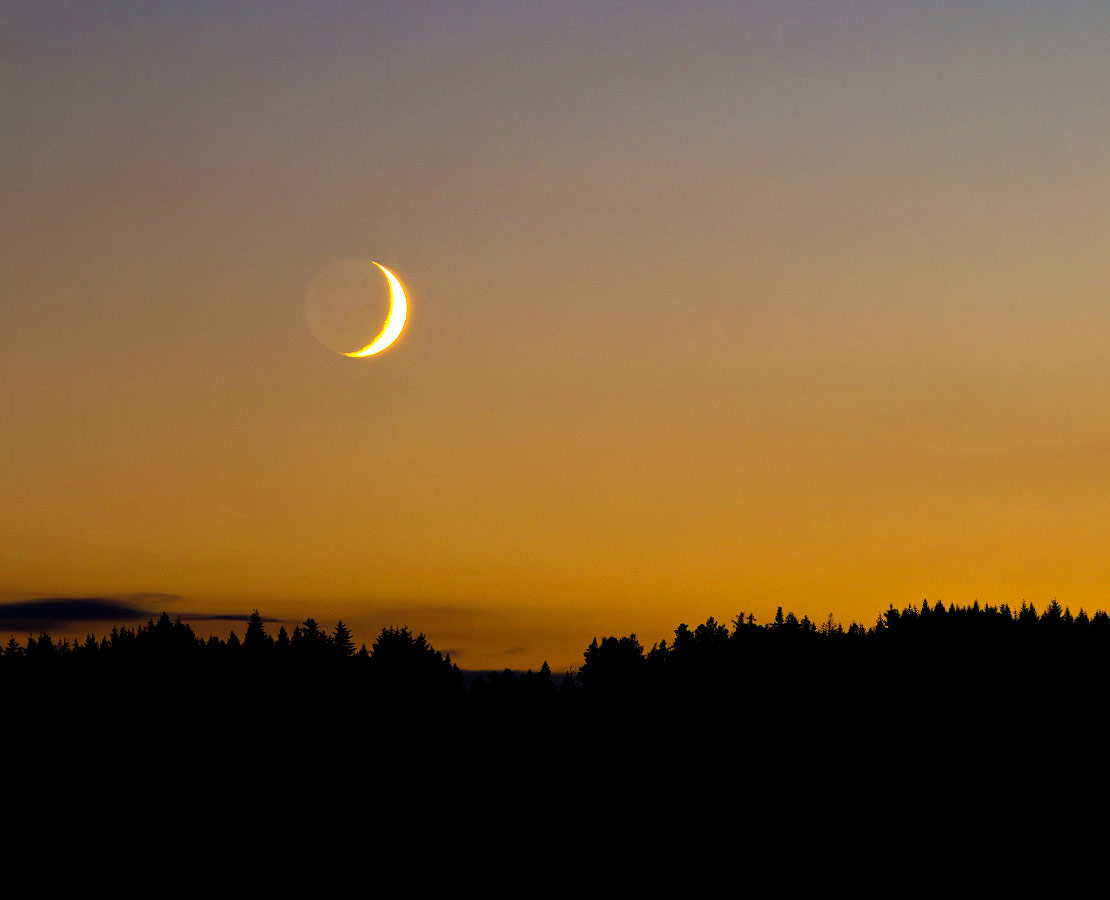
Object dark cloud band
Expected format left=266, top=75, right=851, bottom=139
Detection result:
left=0, top=598, right=273, bottom=631
left=0, top=598, right=151, bottom=624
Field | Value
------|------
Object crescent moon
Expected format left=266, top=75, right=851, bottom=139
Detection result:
left=343, top=262, right=408, bottom=357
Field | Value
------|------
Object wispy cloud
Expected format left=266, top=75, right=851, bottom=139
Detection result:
left=0, top=597, right=152, bottom=631
left=0, top=598, right=275, bottom=633
left=178, top=612, right=277, bottom=623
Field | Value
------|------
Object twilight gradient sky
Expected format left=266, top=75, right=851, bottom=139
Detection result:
left=4, top=2, right=1110, bottom=670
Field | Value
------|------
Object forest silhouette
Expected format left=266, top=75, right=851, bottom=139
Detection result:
left=7, top=607, right=1108, bottom=831
left=6, top=599, right=1107, bottom=757
left=10, top=600, right=1094, bottom=838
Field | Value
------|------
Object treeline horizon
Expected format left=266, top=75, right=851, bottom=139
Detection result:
left=4, top=596, right=1109, bottom=689
left=8, top=597, right=1108, bottom=780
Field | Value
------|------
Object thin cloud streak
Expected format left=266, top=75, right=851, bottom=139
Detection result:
left=0, top=598, right=277, bottom=632
left=0, top=598, right=150, bottom=624
left=178, top=612, right=279, bottom=623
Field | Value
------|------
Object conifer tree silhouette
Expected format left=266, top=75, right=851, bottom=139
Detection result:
left=332, top=620, right=354, bottom=657
left=244, top=611, right=272, bottom=653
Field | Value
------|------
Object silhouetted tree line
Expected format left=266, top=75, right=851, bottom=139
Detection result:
left=13, top=602, right=1091, bottom=826
left=4, top=602, right=1108, bottom=796
left=5, top=599, right=1109, bottom=729
left=2, top=611, right=467, bottom=759
left=12, top=600, right=1103, bottom=815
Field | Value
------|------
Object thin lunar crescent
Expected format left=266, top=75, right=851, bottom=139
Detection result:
left=343, top=262, right=408, bottom=357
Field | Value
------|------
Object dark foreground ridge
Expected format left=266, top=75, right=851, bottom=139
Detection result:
left=5, top=600, right=1108, bottom=789
left=5, top=600, right=1107, bottom=713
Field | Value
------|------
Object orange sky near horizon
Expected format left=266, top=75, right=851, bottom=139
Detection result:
left=4, top=3, right=1110, bottom=671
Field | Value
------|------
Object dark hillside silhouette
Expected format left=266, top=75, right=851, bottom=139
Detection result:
left=5, top=599, right=1108, bottom=781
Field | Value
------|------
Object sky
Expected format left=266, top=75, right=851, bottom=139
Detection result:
left=4, top=1, right=1110, bottom=672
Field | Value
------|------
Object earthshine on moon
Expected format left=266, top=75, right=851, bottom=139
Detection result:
left=304, top=260, right=409, bottom=357
left=343, top=262, right=408, bottom=357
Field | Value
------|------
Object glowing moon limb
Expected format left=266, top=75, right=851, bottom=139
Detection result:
left=344, top=262, right=408, bottom=357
